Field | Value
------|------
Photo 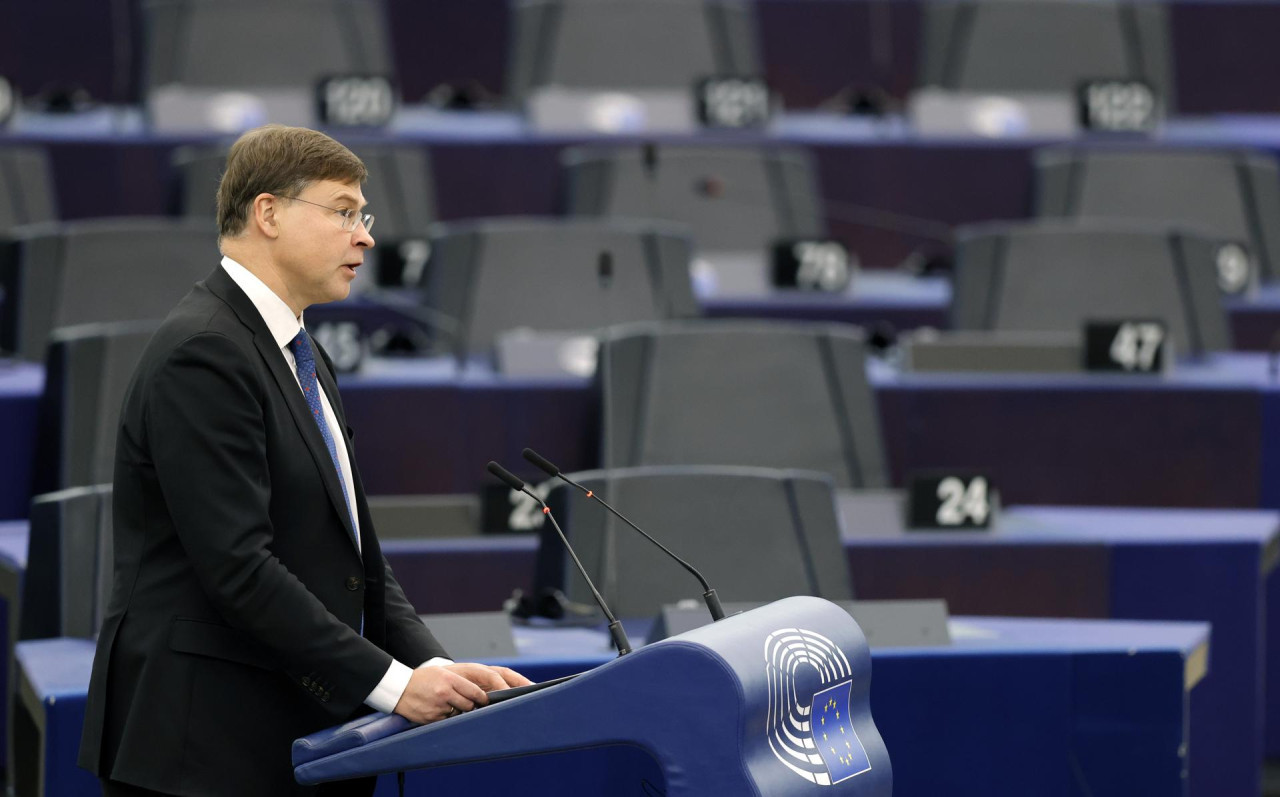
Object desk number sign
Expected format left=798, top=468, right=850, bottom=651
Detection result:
left=770, top=239, right=855, bottom=292
left=908, top=474, right=995, bottom=530
left=1077, top=79, right=1158, bottom=133
left=696, top=76, right=772, bottom=129
left=316, top=75, right=397, bottom=128
left=1084, top=320, right=1168, bottom=373
left=310, top=321, right=366, bottom=373
left=0, top=77, right=14, bottom=127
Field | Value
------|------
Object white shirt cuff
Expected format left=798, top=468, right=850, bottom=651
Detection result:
left=365, top=660, right=414, bottom=714
left=365, top=658, right=456, bottom=714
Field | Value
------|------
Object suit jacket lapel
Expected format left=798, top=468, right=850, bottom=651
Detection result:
left=205, top=267, right=361, bottom=554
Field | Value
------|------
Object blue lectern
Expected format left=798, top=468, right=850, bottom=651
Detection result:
left=293, top=597, right=892, bottom=795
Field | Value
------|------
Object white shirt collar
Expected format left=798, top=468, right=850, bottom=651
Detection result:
left=220, top=255, right=304, bottom=350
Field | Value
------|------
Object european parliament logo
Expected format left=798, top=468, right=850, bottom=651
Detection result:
left=764, top=628, right=872, bottom=786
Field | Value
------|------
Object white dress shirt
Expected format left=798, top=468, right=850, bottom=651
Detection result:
left=220, top=256, right=446, bottom=714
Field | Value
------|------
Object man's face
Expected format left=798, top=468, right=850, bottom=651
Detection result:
left=272, top=179, right=374, bottom=311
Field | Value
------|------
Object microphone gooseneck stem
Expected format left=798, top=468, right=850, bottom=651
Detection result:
left=487, top=460, right=632, bottom=655
left=514, top=452, right=727, bottom=626
left=537, top=499, right=632, bottom=655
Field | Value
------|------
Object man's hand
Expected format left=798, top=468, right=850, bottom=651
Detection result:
left=446, top=662, right=535, bottom=692
left=392, top=663, right=535, bottom=724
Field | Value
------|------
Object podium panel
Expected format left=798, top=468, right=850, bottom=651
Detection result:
left=294, top=597, right=892, bottom=796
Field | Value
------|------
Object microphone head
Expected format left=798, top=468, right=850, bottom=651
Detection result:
left=486, top=461, right=526, bottom=491
left=522, top=448, right=560, bottom=477
left=642, top=141, right=658, bottom=175
left=697, top=174, right=726, bottom=199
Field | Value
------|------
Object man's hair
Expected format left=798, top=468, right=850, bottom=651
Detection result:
left=216, top=124, right=367, bottom=238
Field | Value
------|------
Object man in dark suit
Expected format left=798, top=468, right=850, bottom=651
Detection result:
left=78, top=124, right=530, bottom=795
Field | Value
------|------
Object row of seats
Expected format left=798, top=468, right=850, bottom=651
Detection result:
left=0, top=212, right=1244, bottom=374
left=1, top=143, right=1275, bottom=363
left=7, top=142, right=1278, bottom=270
left=12, top=0, right=1177, bottom=113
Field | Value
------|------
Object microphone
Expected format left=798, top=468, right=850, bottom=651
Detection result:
left=642, top=141, right=658, bottom=177
left=486, top=461, right=633, bottom=656
left=521, top=449, right=726, bottom=622
left=597, top=250, right=613, bottom=289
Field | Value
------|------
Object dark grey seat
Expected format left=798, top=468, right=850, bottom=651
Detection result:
left=0, top=147, right=57, bottom=230
left=425, top=217, right=700, bottom=360
left=538, top=466, right=852, bottom=618
left=598, top=321, right=887, bottom=488
left=950, top=220, right=1232, bottom=353
left=20, top=485, right=114, bottom=642
left=35, top=322, right=158, bottom=493
left=918, top=0, right=1173, bottom=100
left=10, top=485, right=112, bottom=796
left=564, top=145, right=824, bottom=255
left=174, top=144, right=437, bottom=239
left=506, top=0, right=759, bottom=101
left=0, top=218, right=216, bottom=360
left=1035, top=148, right=1280, bottom=280
left=143, top=0, right=391, bottom=90
left=142, top=0, right=394, bottom=129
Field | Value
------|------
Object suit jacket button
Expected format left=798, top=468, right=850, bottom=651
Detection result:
left=322, top=692, right=331, bottom=703
left=301, top=676, right=312, bottom=687
left=346, top=577, right=361, bottom=591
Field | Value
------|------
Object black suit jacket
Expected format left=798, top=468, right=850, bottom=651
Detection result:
left=78, top=266, right=446, bottom=795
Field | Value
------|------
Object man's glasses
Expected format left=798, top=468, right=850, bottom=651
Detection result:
left=277, top=195, right=375, bottom=233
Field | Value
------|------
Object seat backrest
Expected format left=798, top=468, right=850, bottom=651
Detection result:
left=425, top=217, right=700, bottom=359
left=173, top=143, right=437, bottom=240
left=918, top=0, right=1173, bottom=102
left=0, top=146, right=57, bottom=230
left=142, top=0, right=392, bottom=90
left=37, top=322, right=158, bottom=493
left=22, top=485, right=114, bottom=640
left=598, top=321, right=886, bottom=489
left=564, top=145, right=824, bottom=254
left=1035, top=148, right=1280, bottom=280
left=950, top=220, right=1231, bottom=353
left=506, top=0, right=759, bottom=101
left=538, top=466, right=852, bottom=617
left=0, top=219, right=216, bottom=360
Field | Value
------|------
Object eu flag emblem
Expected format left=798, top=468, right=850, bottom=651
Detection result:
left=811, top=680, right=871, bottom=783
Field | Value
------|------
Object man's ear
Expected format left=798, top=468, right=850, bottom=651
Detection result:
left=251, top=193, right=280, bottom=239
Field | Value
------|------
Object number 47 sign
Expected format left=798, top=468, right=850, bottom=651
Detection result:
left=1084, top=320, right=1169, bottom=374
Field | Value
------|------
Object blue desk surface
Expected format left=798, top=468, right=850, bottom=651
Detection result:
left=0, top=363, right=43, bottom=520
left=503, top=614, right=1210, bottom=664
left=17, top=616, right=1208, bottom=797
left=483, top=616, right=1211, bottom=797
left=844, top=505, right=1279, bottom=792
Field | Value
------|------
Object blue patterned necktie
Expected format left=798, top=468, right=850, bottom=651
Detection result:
left=288, top=330, right=358, bottom=540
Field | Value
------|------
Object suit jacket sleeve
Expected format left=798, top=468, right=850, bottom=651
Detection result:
left=379, top=554, right=449, bottom=665
left=146, top=330, right=392, bottom=718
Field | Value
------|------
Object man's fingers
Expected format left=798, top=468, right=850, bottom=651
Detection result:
left=490, top=666, right=534, bottom=688
left=446, top=670, right=490, bottom=706
left=447, top=663, right=508, bottom=693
